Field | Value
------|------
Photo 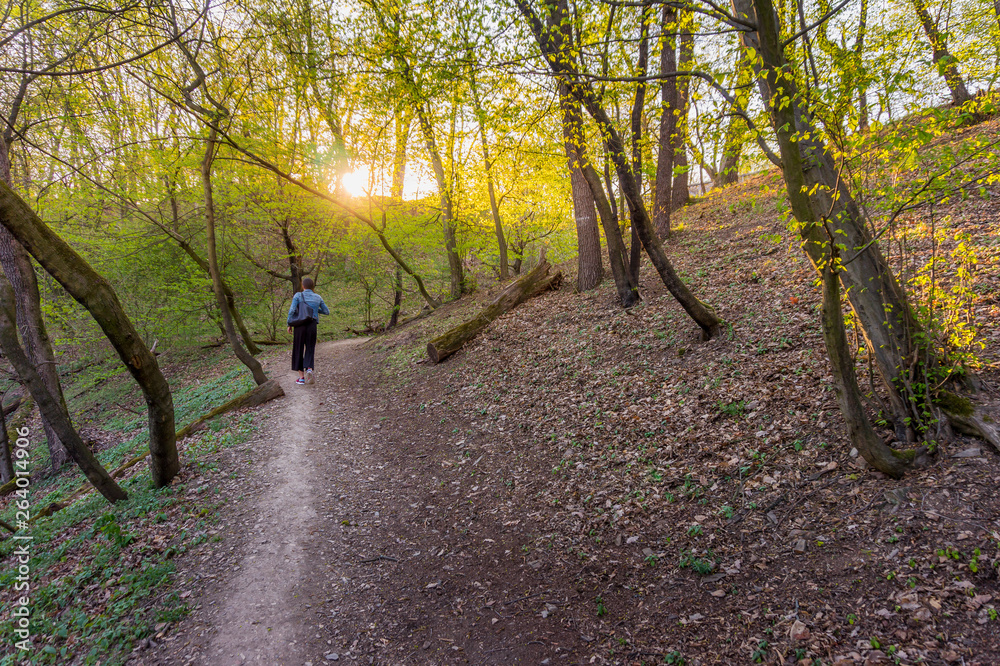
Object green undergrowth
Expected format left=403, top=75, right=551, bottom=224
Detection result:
left=0, top=347, right=273, bottom=664
left=3, top=350, right=260, bottom=525
left=0, top=412, right=262, bottom=665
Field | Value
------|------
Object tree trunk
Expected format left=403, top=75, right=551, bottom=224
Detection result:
left=414, top=103, right=464, bottom=299
left=0, top=404, right=11, bottom=484
left=670, top=14, right=694, bottom=211
left=716, top=57, right=753, bottom=187
left=568, top=160, right=604, bottom=292
left=909, top=0, right=973, bottom=105
left=427, top=256, right=562, bottom=363
left=0, top=278, right=127, bottom=502
left=468, top=60, right=510, bottom=281
left=653, top=5, right=678, bottom=238
left=820, top=249, right=911, bottom=478
left=629, top=7, right=651, bottom=285
left=740, top=0, right=932, bottom=437
left=168, top=233, right=259, bottom=355
left=158, top=180, right=260, bottom=355
left=0, top=178, right=179, bottom=487
left=857, top=0, right=870, bottom=132
left=282, top=224, right=304, bottom=295
left=550, top=2, right=629, bottom=302
left=0, top=147, right=69, bottom=471
left=388, top=268, right=403, bottom=330
left=392, top=109, right=410, bottom=199
left=560, top=84, right=636, bottom=306
left=201, top=130, right=269, bottom=386
left=519, top=0, right=719, bottom=336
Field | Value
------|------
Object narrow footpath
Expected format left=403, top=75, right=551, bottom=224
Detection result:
left=140, top=339, right=565, bottom=666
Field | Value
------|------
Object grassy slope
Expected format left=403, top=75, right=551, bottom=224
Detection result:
left=0, top=344, right=287, bottom=665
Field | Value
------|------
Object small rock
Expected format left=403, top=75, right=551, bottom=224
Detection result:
left=789, top=619, right=810, bottom=641
left=580, top=634, right=594, bottom=643
left=710, top=589, right=726, bottom=597
left=626, top=536, right=639, bottom=544
left=849, top=447, right=859, bottom=458
left=793, top=539, right=807, bottom=554
left=951, top=447, right=982, bottom=458
left=325, top=654, right=339, bottom=662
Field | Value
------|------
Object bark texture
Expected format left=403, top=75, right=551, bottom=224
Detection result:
left=428, top=256, right=562, bottom=363
left=738, top=0, right=931, bottom=436
left=0, top=141, right=70, bottom=470
left=201, top=131, right=268, bottom=386
left=0, top=178, right=179, bottom=487
left=670, top=16, right=694, bottom=211
left=653, top=5, right=678, bottom=239
left=909, top=0, right=973, bottom=105
left=0, top=404, right=11, bottom=484
left=0, top=278, right=128, bottom=501
left=820, top=252, right=910, bottom=478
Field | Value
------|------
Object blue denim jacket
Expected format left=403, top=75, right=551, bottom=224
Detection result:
left=288, top=289, right=330, bottom=321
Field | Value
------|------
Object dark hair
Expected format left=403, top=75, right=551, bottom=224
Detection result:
left=302, top=277, right=315, bottom=290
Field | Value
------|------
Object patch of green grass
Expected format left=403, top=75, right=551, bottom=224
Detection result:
left=0, top=352, right=265, bottom=664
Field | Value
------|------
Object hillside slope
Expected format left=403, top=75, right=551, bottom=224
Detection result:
left=361, top=127, right=1000, bottom=663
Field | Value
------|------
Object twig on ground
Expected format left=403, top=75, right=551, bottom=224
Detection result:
left=503, top=591, right=546, bottom=606
left=358, top=555, right=398, bottom=564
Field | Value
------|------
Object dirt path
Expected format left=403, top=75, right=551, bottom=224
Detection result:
left=142, top=339, right=363, bottom=665
left=140, top=338, right=568, bottom=666
left=195, top=341, right=325, bottom=664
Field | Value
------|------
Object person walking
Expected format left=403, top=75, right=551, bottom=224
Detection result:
left=287, top=277, right=330, bottom=385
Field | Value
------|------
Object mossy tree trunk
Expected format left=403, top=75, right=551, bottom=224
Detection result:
left=0, top=178, right=179, bottom=487
left=820, top=249, right=911, bottom=478
left=738, top=0, right=939, bottom=440
left=0, top=278, right=127, bottom=502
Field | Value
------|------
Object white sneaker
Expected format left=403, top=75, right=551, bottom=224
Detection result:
left=305, top=369, right=315, bottom=385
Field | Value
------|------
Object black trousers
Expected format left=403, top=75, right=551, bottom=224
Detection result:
left=291, top=319, right=317, bottom=371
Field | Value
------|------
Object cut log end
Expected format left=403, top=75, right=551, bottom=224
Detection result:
left=427, top=343, right=441, bottom=365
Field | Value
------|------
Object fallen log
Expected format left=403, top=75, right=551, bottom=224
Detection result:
left=427, top=256, right=562, bottom=364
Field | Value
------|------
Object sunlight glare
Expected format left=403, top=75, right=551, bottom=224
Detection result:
left=341, top=166, right=374, bottom=197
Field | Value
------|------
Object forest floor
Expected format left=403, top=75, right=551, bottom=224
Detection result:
left=5, top=120, right=1000, bottom=666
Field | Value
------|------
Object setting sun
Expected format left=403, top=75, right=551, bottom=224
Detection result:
left=341, top=166, right=376, bottom=197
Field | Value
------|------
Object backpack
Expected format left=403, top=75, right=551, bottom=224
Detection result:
left=287, top=294, right=312, bottom=327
